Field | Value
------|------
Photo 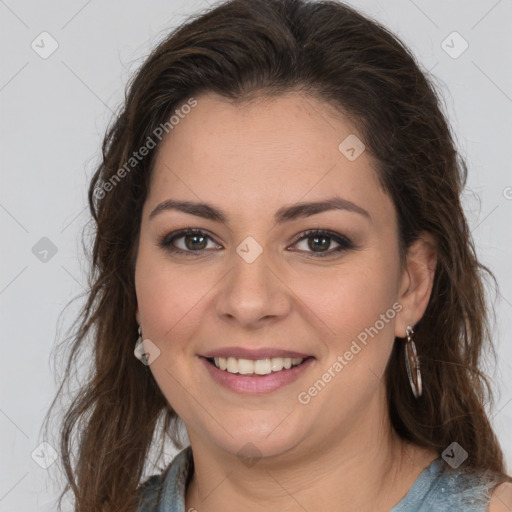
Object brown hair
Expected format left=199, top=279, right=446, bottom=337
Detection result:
left=45, top=0, right=511, bottom=510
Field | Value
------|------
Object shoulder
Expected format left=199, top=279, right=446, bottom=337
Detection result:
left=488, top=482, right=512, bottom=512
left=421, top=462, right=506, bottom=512
left=137, top=446, right=193, bottom=511
left=137, top=473, right=165, bottom=512
left=139, top=472, right=164, bottom=492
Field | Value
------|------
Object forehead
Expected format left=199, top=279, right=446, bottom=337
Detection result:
left=146, top=91, right=393, bottom=224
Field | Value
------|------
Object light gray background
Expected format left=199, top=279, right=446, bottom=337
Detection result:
left=1, top=0, right=511, bottom=510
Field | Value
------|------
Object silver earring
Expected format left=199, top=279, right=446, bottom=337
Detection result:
left=405, top=325, right=422, bottom=398
left=134, top=325, right=148, bottom=364
left=134, top=326, right=160, bottom=365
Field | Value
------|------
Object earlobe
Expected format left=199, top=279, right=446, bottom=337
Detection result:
left=395, top=231, right=437, bottom=337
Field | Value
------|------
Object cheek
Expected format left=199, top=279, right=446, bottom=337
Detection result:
left=134, top=245, right=218, bottom=347
left=295, top=256, right=399, bottom=339
left=297, top=255, right=400, bottom=401
left=134, top=248, right=211, bottom=409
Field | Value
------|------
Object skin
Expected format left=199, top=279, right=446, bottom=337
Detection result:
left=134, top=90, right=442, bottom=512
left=489, top=483, right=512, bottom=512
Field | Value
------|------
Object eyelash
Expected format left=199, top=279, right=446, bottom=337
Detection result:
left=158, top=228, right=355, bottom=258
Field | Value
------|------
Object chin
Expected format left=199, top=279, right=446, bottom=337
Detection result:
left=204, top=419, right=305, bottom=462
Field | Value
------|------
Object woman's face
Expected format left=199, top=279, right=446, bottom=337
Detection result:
left=135, top=91, right=416, bottom=460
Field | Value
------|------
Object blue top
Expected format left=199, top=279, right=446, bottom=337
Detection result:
left=138, top=446, right=502, bottom=511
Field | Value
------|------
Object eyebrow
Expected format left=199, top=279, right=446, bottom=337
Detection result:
left=149, top=196, right=371, bottom=224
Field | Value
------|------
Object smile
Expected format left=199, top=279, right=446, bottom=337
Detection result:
left=201, top=356, right=315, bottom=394
left=208, top=356, right=306, bottom=375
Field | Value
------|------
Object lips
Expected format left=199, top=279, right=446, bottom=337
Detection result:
left=200, top=354, right=315, bottom=393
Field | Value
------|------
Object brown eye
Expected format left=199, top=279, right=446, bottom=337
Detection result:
left=159, top=228, right=221, bottom=255
left=159, top=228, right=355, bottom=258
left=290, top=230, right=354, bottom=257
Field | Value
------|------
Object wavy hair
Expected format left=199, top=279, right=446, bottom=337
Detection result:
left=44, top=0, right=510, bottom=510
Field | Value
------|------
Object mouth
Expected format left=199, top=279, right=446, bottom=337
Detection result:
left=199, top=353, right=316, bottom=394
left=202, top=355, right=314, bottom=376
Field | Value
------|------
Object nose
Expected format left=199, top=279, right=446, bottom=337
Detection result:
left=215, top=245, right=292, bottom=328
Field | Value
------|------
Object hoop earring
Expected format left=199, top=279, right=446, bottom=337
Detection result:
left=405, top=325, right=422, bottom=398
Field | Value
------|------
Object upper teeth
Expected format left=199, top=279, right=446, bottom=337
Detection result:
left=213, top=357, right=304, bottom=375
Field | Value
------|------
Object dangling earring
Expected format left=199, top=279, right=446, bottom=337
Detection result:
left=134, top=325, right=161, bottom=365
left=405, top=325, right=422, bottom=398
left=134, top=325, right=148, bottom=364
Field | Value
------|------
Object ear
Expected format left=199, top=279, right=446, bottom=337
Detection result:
left=395, top=231, right=437, bottom=338
left=135, top=306, right=141, bottom=326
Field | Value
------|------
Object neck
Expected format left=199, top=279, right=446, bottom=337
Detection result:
left=184, top=389, right=436, bottom=512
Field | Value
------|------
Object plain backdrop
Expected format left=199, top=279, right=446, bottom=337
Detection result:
left=1, top=0, right=511, bottom=509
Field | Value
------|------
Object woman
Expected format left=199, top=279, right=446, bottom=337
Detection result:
left=47, top=0, right=512, bottom=510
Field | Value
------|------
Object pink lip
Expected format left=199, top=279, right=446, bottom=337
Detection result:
left=199, top=356, right=315, bottom=394
left=201, top=347, right=312, bottom=359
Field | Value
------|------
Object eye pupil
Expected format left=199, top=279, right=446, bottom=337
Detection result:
left=186, top=234, right=207, bottom=250
left=309, top=236, right=330, bottom=252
